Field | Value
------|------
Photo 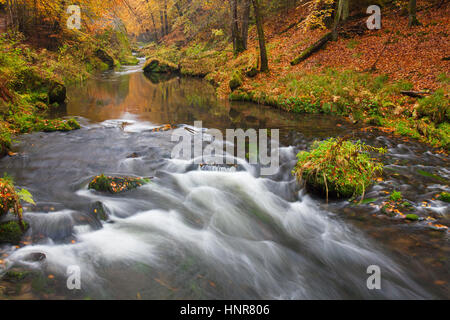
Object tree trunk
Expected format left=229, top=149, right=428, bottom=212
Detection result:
left=164, top=0, right=169, bottom=35
left=342, top=0, right=349, bottom=22
left=230, top=0, right=245, bottom=55
left=151, top=12, right=159, bottom=41
left=408, top=0, right=421, bottom=27
left=241, top=0, right=251, bottom=50
left=332, top=0, right=345, bottom=41
left=251, top=0, right=268, bottom=72
left=160, top=10, right=165, bottom=36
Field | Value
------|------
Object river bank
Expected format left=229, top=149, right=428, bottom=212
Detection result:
left=139, top=4, right=449, bottom=151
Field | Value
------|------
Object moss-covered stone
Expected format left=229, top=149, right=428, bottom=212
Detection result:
left=0, top=221, right=29, bottom=244
left=405, top=214, right=419, bottom=221
left=88, top=174, right=151, bottom=194
left=34, top=118, right=80, bottom=132
left=2, top=269, right=34, bottom=282
left=48, top=82, right=66, bottom=104
left=245, top=66, right=259, bottom=78
left=143, top=59, right=179, bottom=74
left=293, top=138, right=385, bottom=199
left=229, top=70, right=243, bottom=91
left=121, top=55, right=139, bottom=66
left=95, top=49, right=115, bottom=69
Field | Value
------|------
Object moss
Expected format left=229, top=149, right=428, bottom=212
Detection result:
left=143, top=59, right=179, bottom=74
left=88, top=174, right=151, bottom=194
left=48, top=82, right=66, bottom=104
left=405, top=214, right=419, bottom=221
left=2, top=269, right=34, bottom=282
left=229, top=70, right=243, bottom=91
left=293, top=138, right=385, bottom=199
left=95, top=49, right=114, bottom=69
left=438, top=192, right=450, bottom=203
left=34, top=118, right=80, bottom=132
left=416, top=90, right=449, bottom=124
left=0, top=220, right=29, bottom=244
left=121, top=55, right=139, bottom=66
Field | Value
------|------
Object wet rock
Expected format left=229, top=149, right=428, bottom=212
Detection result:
left=23, top=252, right=46, bottom=262
left=127, top=152, right=140, bottom=159
left=88, top=174, right=151, bottom=194
left=91, top=201, right=110, bottom=221
left=0, top=221, right=29, bottom=244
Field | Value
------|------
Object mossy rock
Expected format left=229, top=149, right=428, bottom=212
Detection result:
left=293, top=138, right=385, bottom=199
left=121, top=55, right=139, bottom=66
left=35, top=118, right=80, bottom=132
left=48, top=82, right=66, bottom=104
left=143, top=59, right=179, bottom=74
left=88, top=174, right=151, bottom=194
left=229, top=70, right=243, bottom=91
left=405, top=214, right=419, bottom=221
left=245, top=66, right=259, bottom=78
left=95, top=49, right=115, bottom=69
left=2, top=269, right=36, bottom=283
left=0, top=221, right=29, bottom=244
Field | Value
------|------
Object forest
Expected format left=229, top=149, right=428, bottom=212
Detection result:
left=0, top=0, right=448, bottom=301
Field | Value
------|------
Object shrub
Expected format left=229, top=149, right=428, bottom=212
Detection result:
left=293, top=138, right=386, bottom=200
left=438, top=192, right=450, bottom=203
left=389, top=190, right=403, bottom=202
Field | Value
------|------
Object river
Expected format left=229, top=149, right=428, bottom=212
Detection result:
left=0, top=59, right=448, bottom=299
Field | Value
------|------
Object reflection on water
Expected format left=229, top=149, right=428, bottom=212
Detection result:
left=65, top=69, right=352, bottom=143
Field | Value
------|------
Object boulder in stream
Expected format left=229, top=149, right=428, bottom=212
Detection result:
left=88, top=174, right=151, bottom=194
left=90, top=201, right=110, bottom=221
left=143, top=58, right=179, bottom=74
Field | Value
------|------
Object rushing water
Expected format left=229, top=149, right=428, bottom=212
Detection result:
left=0, top=60, right=448, bottom=299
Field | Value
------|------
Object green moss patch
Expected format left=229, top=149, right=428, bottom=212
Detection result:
left=293, top=138, right=385, bottom=199
left=0, top=220, right=29, bottom=244
left=437, top=192, right=450, bottom=203
left=229, top=70, right=243, bottom=91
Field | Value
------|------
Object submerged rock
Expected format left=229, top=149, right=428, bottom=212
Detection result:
left=88, top=174, right=151, bottom=194
left=0, top=220, right=29, bottom=244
